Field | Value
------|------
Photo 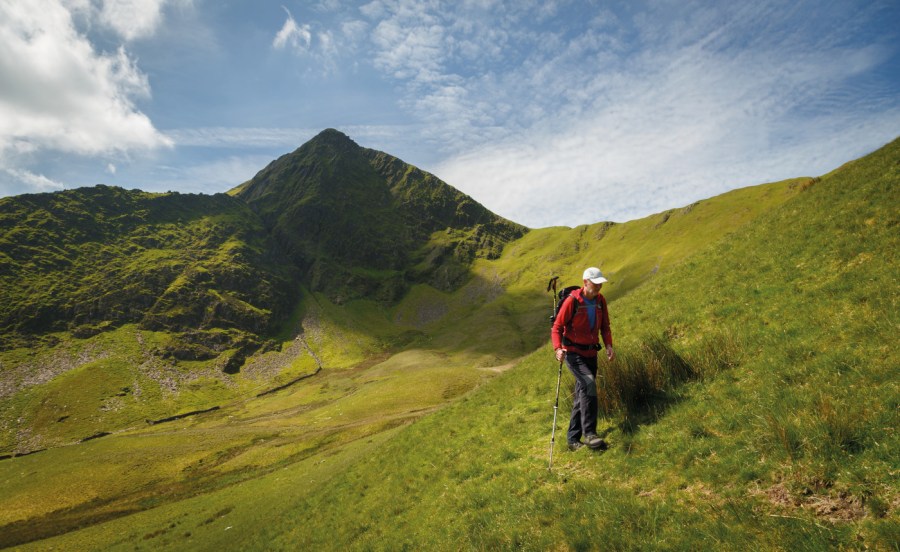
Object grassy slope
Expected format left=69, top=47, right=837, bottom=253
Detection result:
left=2, top=140, right=897, bottom=550
left=0, top=288, right=402, bottom=454
left=419, top=177, right=808, bottom=360
left=0, top=176, right=807, bottom=549
left=268, top=140, right=898, bottom=549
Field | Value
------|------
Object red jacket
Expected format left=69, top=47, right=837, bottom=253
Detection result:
left=551, top=288, right=612, bottom=358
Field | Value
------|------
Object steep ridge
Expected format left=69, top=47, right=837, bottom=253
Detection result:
left=233, top=128, right=526, bottom=301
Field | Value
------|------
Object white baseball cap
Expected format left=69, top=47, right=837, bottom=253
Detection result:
left=583, top=267, right=608, bottom=284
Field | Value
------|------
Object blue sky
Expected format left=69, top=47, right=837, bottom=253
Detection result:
left=1, top=0, right=898, bottom=228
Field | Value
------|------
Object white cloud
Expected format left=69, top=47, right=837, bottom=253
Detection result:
left=64, top=0, right=189, bottom=41
left=435, top=42, right=900, bottom=226
left=272, top=6, right=345, bottom=73
left=359, top=1, right=387, bottom=20
left=99, top=0, right=167, bottom=41
left=273, top=7, right=312, bottom=52
left=0, top=0, right=172, bottom=194
left=1, top=168, right=64, bottom=194
left=318, top=29, right=338, bottom=62
left=367, top=1, right=448, bottom=83
left=315, top=0, right=342, bottom=13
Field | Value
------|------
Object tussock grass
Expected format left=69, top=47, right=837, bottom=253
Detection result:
left=597, top=334, right=697, bottom=419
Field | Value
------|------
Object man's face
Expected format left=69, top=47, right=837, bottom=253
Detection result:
left=583, top=279, right=602, bottom=298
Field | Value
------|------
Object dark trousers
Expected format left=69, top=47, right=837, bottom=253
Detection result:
left=565, top=352, right=599, bottom=443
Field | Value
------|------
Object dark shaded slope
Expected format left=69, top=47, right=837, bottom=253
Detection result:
left=235, top=129, right=526, bottom=300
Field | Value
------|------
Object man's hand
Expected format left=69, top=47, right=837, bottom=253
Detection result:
left=555, top=348, right=566, bottom=363
left=606, top=346, right=615, bottom=362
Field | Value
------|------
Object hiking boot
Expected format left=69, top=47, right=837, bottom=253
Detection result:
left=567, top=441, right=585, bottom=451
left=584, top=433, right=607, bottom=450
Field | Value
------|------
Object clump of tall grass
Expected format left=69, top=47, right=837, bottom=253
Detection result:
left=765, top=412, right=804, bottom=462
left=596, top=334, right=691, bottom=418
left=594, top=331, right=743, bottom=420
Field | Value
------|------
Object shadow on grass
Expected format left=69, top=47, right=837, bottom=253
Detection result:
left=616, top=391, right=684, bottom=436
left=597, top=334, right=701, bottom=436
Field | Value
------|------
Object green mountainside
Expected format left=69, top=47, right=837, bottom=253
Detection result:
left=0, top=133, right=896, bottom=550
left=0, top=186, right=295, bottom=352
left=233, top=128, right=525, bottom=301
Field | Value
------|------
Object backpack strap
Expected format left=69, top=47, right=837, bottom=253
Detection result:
left=568, top=292, right=605, bottom=329
left=561, top=294, right=578, bottom=328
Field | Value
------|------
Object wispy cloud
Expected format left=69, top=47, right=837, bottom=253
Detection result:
left=273, top=7, right=312, bottom=52
left=341, top=19, right=369, bottom=42
left=1, top=167, right=64, bottom=194
left=435, top=37, right=900, bottom=223
left=347, top=0, right=900, bottom=226
left=168, top=127, right=320, bottom=148
left=273, top=6, right=347, bottom=73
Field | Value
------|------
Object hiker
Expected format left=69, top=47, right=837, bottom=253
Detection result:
left=551, top=267, right=615, bottom=451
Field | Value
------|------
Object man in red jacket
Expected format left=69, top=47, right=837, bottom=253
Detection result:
left=551, top=267, right=615, bottom=451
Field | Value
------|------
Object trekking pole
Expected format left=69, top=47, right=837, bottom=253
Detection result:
left=547, top=275, right=561, bottom=471
left=547, top=276, right=560, bottom=322
left=548, top=358, right=563, bottom=471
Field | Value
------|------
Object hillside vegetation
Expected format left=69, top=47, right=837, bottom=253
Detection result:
left=233, top=128, right=526, bottom=301
left=0, top=186, right=294, bottom=348
left=0, top=134, right=896, bottom=550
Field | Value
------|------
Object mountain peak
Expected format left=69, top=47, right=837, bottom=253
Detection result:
left=313, top=128, right=356, bottom=145
left=232, top=130, right=526, bottom=301
left=297, top=128, right=361, bottom=156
